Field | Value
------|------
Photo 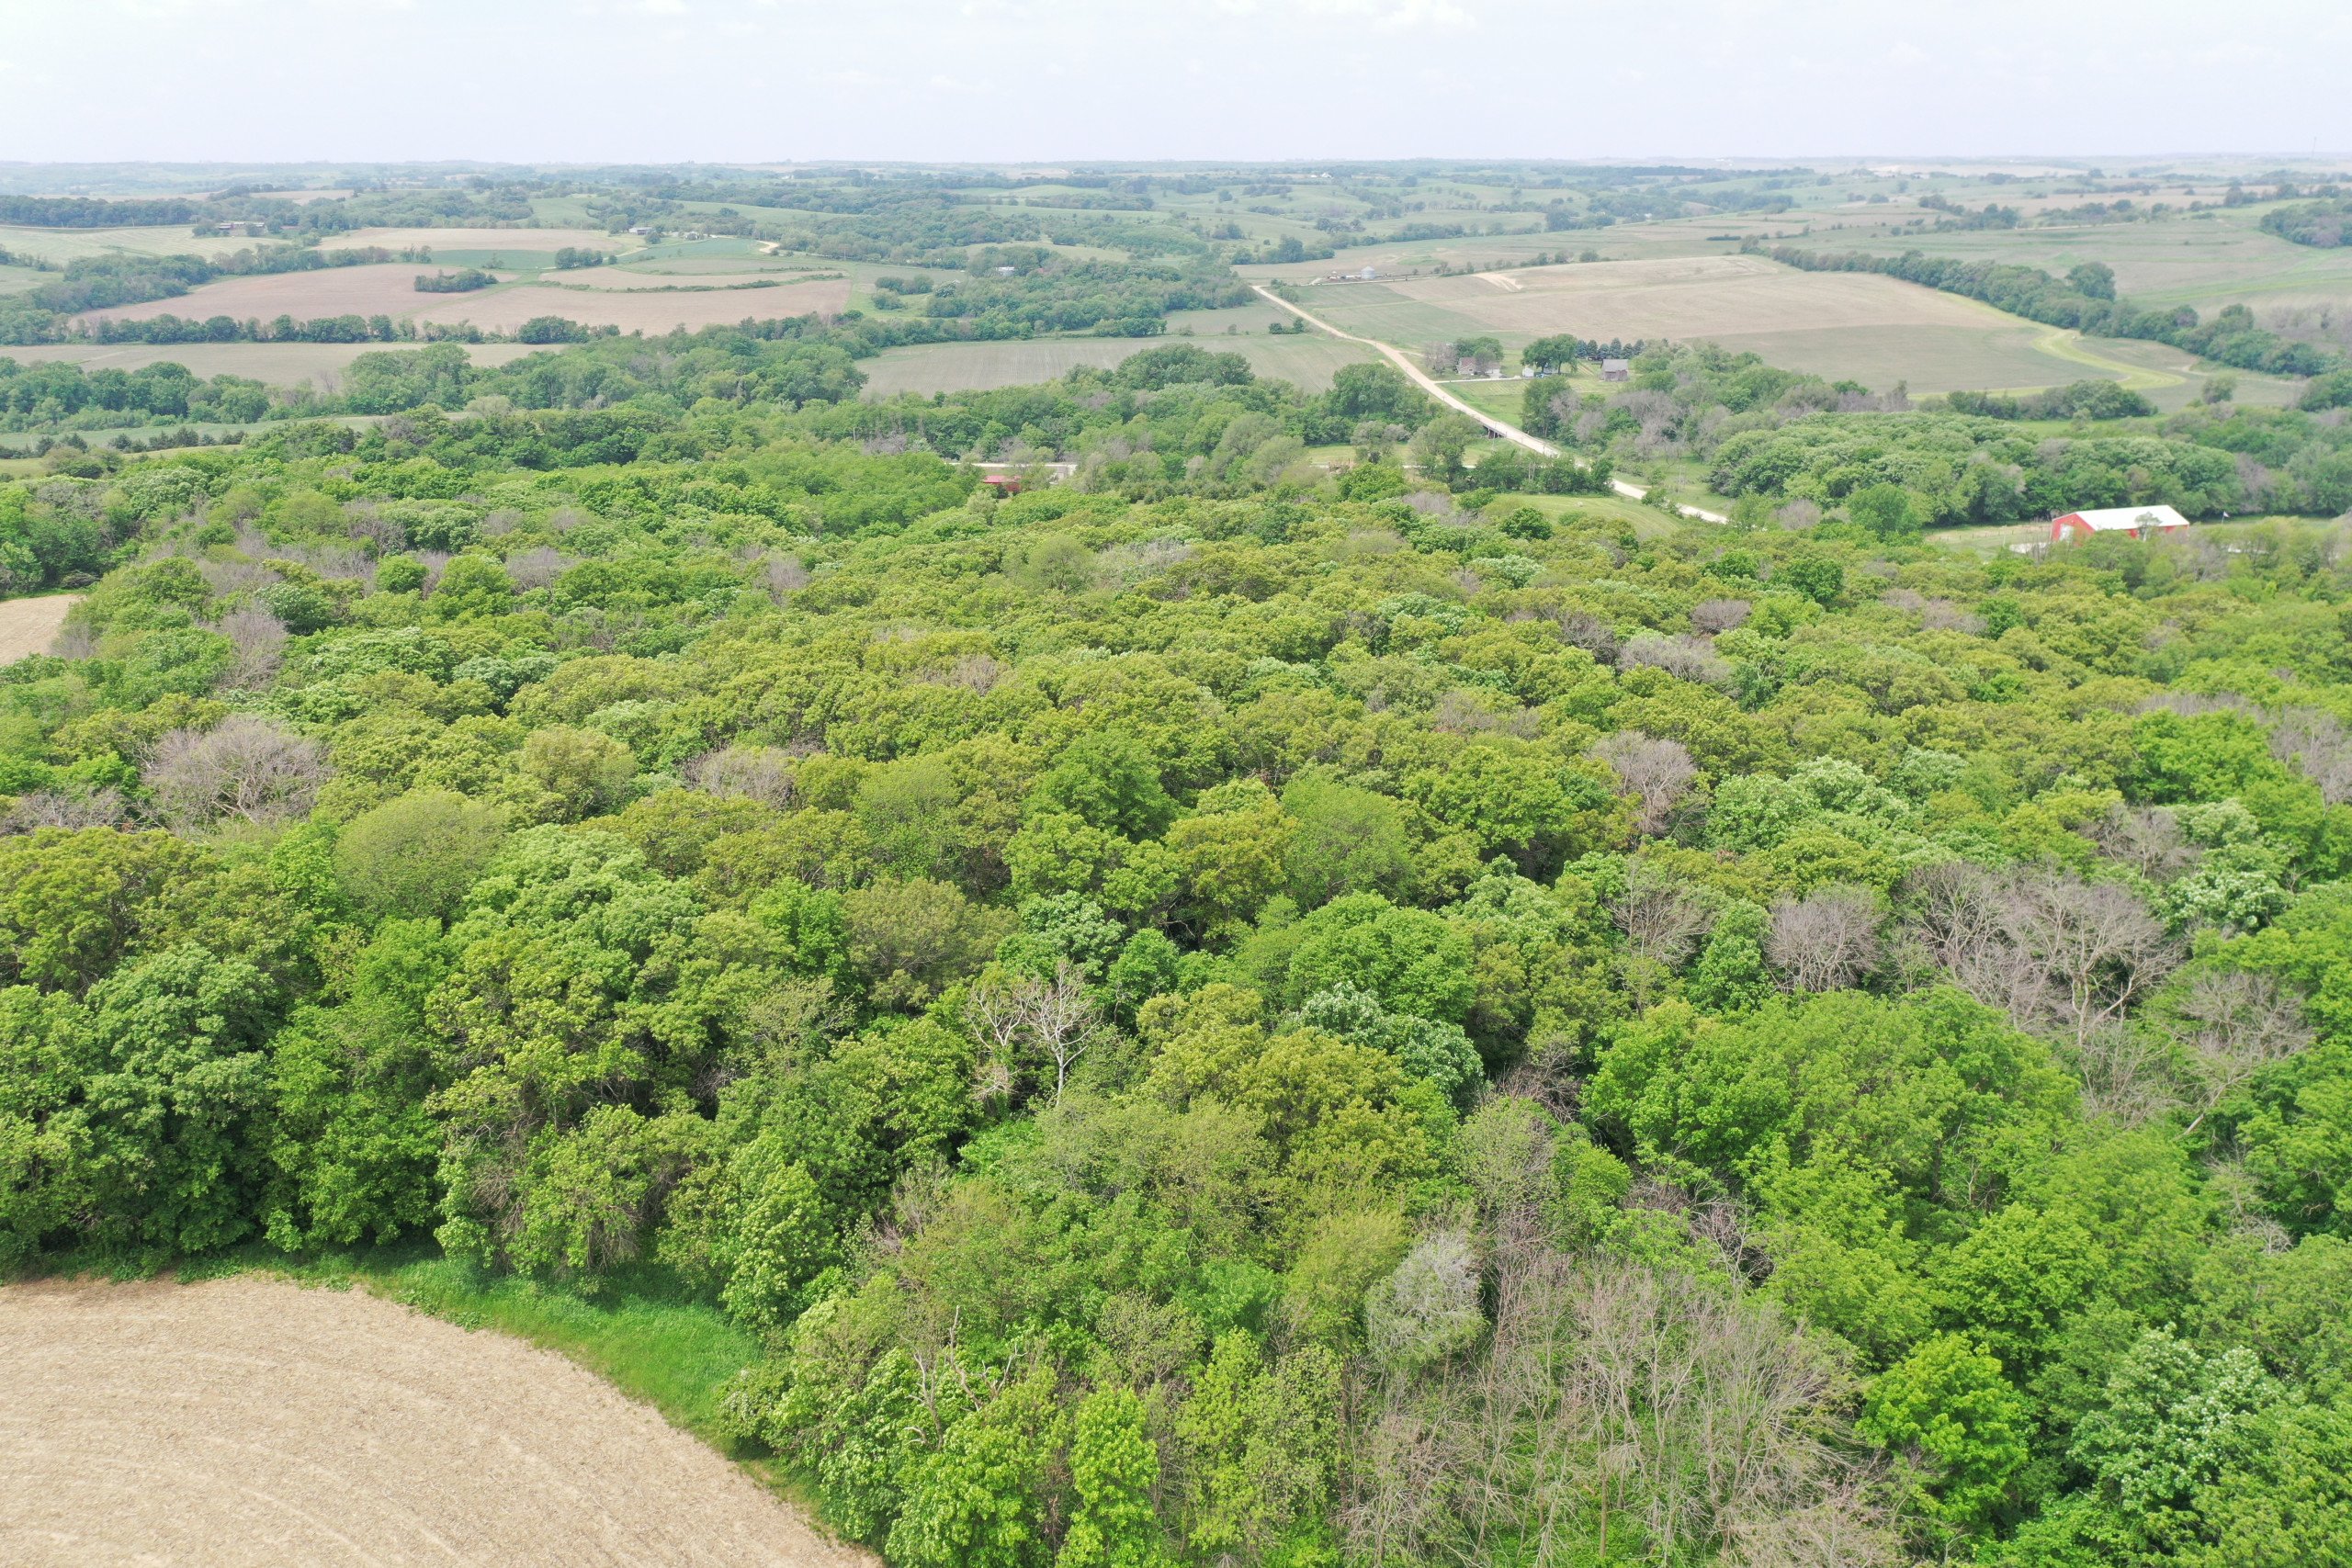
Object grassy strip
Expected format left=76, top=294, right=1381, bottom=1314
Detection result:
left=192, top=1247, right=764, bottom=1455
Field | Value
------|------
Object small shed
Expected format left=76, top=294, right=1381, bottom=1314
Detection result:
left=1600, top=358, right=1631, bottom=382
left=2050, top=504, right=2191, bottom=542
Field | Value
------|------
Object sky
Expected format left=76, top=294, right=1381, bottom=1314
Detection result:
left=2, top=0, right=2347, bottom=167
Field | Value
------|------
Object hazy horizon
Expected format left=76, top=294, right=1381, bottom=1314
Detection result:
left=4, top=0, right=2346, bottom=167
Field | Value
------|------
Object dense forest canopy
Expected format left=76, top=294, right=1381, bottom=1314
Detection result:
left=5, top=328, right=2352, bottom=1567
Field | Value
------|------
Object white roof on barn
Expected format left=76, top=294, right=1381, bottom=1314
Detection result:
left=2060, top=504, right=2191, bottom=532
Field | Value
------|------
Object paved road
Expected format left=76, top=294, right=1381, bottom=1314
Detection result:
left=1252, top=283, right=1727, bottom=524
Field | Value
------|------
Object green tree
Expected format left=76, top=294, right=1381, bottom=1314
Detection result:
left=334, top=789, right=506, bottom=922
left=1058, top=1388, right=1169, bottom=1568
left=1860, top=1334, right=2030, bottom=1529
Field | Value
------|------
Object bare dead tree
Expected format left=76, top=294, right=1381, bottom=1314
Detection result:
left=762, top=552, right=810, bottom=603
left=345, top=504, right=408, bottom=553
left=1555, top=608, right=1621, bottom=662
left=2088, top=805, right=2199, bottom=881
left=142, top=716, right=329, bottom=829
left=2138, top=691, right=2258, bottom=720
left=965, top=958, right=1107, bottom=1104
left=1589, top=731, right=1698, bottom=837
left=2072, top=1021, right=2180, bottom=1127
left=1434, top=690, right=1542, bottom=739
left=2269, top=705, right=2352, bottom=805
left=683, top=743, right=796, bottom=808
left=1917, top=599, right=1985, bottom=635
left=1766, top=886, right=1883, bottom=993
left=211, top=604, right=289, bottom=690
left=2169, top=969, right=2315, bottom=1134
left=941, top=652, right=1008, bottom=694
left=2, top=785, right=125, bottom=834
left=2017, top=873, right=2183, bottom=1049
left=1620, top=632, right=1732, bottom=687
left=503, top=545, right=569, bottom=592
left=1344, top=1235, right=1898, bottom=1567
left=1905, top=863, right=2181, bottom=1048
left=1612, top=863, right=1713, bottom=1008
left=1905, top=863, right=2033, bottom=1019
left=1690, top=598, right=1752, bottom=634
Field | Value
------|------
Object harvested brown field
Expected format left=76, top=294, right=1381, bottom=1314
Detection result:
left=0, top=594, right=78, bottom=663
left=0, top=1275, right=871, bottom=1568
left=560, top=270, right=844, bottom=291
left=74, top=264, right=453, bottom=328
left=1299, top=254, right=2118, bottom=395
left=319, top=227, right=622, bottom=255
left=1368, top=254, right=2009, bottom=341
left=416, top=277, right=849, bottom=333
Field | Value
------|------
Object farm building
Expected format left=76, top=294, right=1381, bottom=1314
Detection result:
left=2050, top=505, right=2192, bottom=542
left=1600, top=358, right=1631, bottom=382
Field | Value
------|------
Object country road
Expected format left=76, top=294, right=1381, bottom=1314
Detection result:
left=1251, top=283, right=1728, bottom=524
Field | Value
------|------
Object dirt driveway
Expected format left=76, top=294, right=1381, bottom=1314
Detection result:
left=0, top=1275, right=872, bottom=1568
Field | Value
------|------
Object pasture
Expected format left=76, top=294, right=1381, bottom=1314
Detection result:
left=854, top=333, right=1376, bottom=397
left=0, top=223, right=264, bottom=265
left=0, top=1274, right=866, bottom=1568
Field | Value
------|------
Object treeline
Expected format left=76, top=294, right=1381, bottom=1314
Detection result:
left=0, top=186, right=543, bottom=237
left=1709, top=404, right=2352, bottom=522
left=0, top=357, right=271, bottom=435
left=879, top=258, right=1251, bottom=336
left=1520, top=340, right=1901, bottom=457
left=2263, top=196, right=2352, bottom=249
left=1943, top=379, right=2156, bottom=421
left=0, top=195, right=205, bottom=227
left=1759, top=243, right=2341, bottom=378
left=413, top=269, right=497, bottom=294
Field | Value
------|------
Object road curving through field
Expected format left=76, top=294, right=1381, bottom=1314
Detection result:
left=1252, top=284, right=1727, bottom=523
left=0, top=1275, right=872, bottom=1568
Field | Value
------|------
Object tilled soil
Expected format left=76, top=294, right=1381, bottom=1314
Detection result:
left=0, top=594, right=76, bottom=664
left=0, top=1275, right=873, bottom=1568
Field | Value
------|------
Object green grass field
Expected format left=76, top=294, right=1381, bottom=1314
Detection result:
left=0, top=223, right=262, bottom=265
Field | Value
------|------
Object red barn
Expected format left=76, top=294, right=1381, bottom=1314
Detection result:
left=980, top=473, right=1023, bottom=495
left=2050, top=504, right=2191, bottom=542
